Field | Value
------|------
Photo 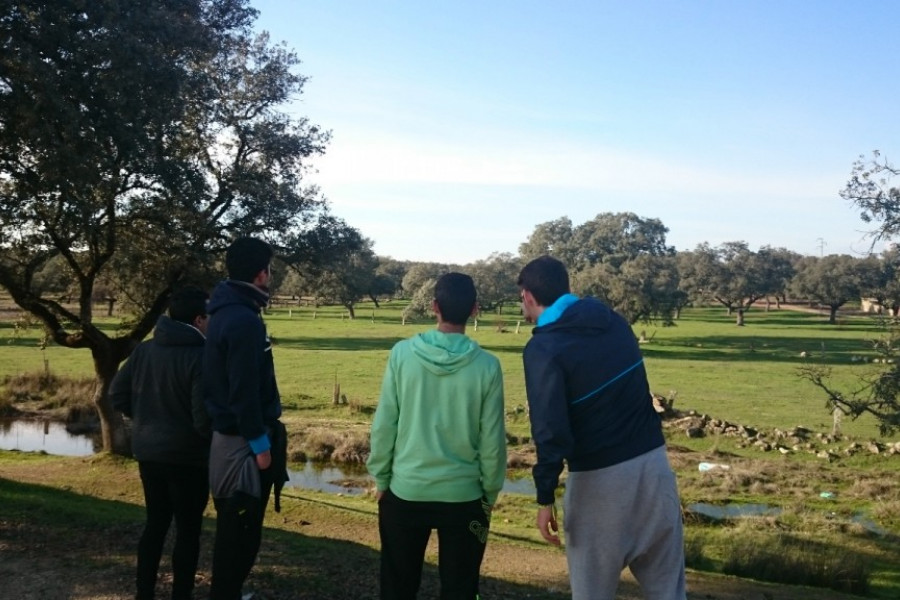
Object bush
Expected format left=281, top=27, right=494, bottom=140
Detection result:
left=299, top=428, right=370, bottom=464
left=1, top=371, right=96, bottom=415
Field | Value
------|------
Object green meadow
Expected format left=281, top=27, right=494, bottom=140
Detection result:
left=2, top=301, right=900, bottom=597
left=2, top=300, right=893, bottom=440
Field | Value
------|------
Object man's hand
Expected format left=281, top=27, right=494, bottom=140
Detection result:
left=537, top=504, right=560, bottom=546
left=255, top=449, right=272, bottom=470
left=375, top=490, right=384, bottom=501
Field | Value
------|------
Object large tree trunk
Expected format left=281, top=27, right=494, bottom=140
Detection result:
left=345, top=302, right=356, bottom=319
left=736, top=308, right=745, bottom=326
left=829, top=305, right=838, bottom=325
left=93, top=348, right=130, bottom=455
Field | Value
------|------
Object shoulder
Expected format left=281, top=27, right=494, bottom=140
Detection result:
left=474, top=346, right=502, bottom=370
left=211, top=305, right=263, bottom=332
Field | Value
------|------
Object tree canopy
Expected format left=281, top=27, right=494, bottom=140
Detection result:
left=842, top=151, right=900, bottom=244
left=520, top=212, right=679, bottom=323
left=0, top=0, right=342, bottom=453
left=799, top=151, right=900, bottom=436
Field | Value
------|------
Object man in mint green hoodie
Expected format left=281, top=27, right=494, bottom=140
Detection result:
left=367, top=272, right=507, bottom=600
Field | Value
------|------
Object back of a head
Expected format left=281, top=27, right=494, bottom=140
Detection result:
left=517, top=255, right=570, bottom=307
left=225, top=237, right=273, bottom=282
left=168, top=285, right=209, bottom=324
left=434, top=272, right=476, bottom=326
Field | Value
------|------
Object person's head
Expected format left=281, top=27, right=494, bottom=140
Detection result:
left=433, top=272, right=477, bottom=327
left=517, top=256, right=570, bottom=321
left=168, top=285, right=209, bottom=333
left=225, top=237, right=273, bottom=287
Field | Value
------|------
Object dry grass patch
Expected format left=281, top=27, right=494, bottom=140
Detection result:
left=1, top=372, right=98, bottom=431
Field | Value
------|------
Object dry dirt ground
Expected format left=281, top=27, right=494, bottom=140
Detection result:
left=0, top=455, right=868, bottom=600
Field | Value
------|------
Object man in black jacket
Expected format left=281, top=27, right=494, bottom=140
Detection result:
left=204, top=237, right=286, bottom=600
left=518, top=256, right=685, bottom=600
left=110, top=285, right=211, bottom=600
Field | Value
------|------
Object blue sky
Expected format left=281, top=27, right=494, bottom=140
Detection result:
left=252, top=1, right=900, bottom=264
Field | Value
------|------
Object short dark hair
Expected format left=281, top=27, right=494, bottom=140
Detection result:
left=225, top=237, right=273, bottom=282
left=434, top=272, right=476, bottom=326
left=517, top=255, right=570, bottom=307
left=168, top=285, right=208, bottom=324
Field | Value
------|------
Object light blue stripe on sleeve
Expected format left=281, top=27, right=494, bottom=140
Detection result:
left=571, top=359, right=644, bottom=405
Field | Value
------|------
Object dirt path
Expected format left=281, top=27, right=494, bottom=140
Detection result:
left=0, top=454, right=867, bottom=600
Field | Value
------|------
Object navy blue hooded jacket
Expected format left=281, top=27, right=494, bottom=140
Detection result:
left=523, top=296, right=664, bottom=505
left=203, top=280, right=281, bottom=444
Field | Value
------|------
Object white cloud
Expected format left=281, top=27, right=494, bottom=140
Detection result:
left=310, top=131, right=839, bottom=205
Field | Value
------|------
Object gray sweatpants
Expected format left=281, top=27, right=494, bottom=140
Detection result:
left=564, top=445, right=686, bottom=600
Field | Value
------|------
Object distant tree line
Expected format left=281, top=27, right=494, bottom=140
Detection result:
left=262, top=211, right=900, bottom=330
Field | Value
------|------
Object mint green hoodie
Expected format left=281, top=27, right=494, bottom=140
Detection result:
left=366, top=330, right=507, bottom=504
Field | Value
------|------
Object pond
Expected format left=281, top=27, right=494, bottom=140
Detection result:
left=0, top=419, right=97, bottom=456
left=687, top=501, right=887, bottom=536
left=285, top=462, right=537, bottom=496
left=0, top=418, right=539, bottom=496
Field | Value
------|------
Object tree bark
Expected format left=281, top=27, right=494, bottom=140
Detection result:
left=93, top=347, right=130, bottom=455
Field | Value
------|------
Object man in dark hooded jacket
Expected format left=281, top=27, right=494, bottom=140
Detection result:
left=110, top=285, right=211, bottom=600
left=518, top=256, right=685, bottom=600
left=204, top=237, right=286, bottom=600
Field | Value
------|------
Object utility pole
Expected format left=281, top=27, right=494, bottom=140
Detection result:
left=816, top=237, right=826, bottom=257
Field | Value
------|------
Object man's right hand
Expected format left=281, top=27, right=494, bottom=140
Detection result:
left=255, top=449, right=272, bottom=469
left=537, top=504, right=561, bottom=546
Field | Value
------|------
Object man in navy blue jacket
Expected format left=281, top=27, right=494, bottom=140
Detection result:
left=204, top=237, right=286, bottom=600
left=518, top=255, right=685, bottom=600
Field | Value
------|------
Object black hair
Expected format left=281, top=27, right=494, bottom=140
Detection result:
left=225, top=237, right=274, bottom=282
left=168, top=285, right=209, bottom=324
left=434, top=272, right=476, bottom=326
left=517, top=255, right=570, bottom=307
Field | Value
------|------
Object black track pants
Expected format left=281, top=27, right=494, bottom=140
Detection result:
left=377, top=490, right=490, bottom=600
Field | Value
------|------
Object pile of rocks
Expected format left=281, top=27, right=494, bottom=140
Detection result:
left=653, top=395, right=900, bottom=461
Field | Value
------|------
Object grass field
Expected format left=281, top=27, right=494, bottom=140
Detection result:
left=2, top=299, right=900, bottom=597
left=2, top=299, right=895, bottom=440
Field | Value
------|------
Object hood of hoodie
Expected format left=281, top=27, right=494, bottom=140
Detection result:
left=538, top=296, right=613, bottom=334
left=207, top=280, right=268, bottom=316
left=409, top=330, right=481, bottom=375
left=152, top=314, right=204, bottom=347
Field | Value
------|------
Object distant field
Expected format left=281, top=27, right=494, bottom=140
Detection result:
left=0, top=299, right=897, bottom=440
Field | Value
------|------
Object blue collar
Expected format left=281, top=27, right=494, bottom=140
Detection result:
left=537, top=293, right=579, bottom=327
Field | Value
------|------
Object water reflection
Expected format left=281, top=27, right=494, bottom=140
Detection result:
left=285, top=462, right=371, bottom=495
left=0, top=419, right=97, bottom=456
left=688, top=502, right=781, bottom=519
left=687, top=502, right=887, bottom=535
left=284, top=462, right=538, bottom=497
left=0, top=418, right=541, bottom=496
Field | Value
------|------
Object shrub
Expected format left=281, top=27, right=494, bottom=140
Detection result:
left=2, top=371, right=61, bottom=403
left=332, top=433, right=370, bottom=464
left=0, top=394, right=17, bottom=417
left=1, top=372, right=95, bottom=409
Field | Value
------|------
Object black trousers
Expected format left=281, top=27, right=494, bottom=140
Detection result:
left=136, top=461, right=210, bottom=600
left=209, top=467, right=275, bottom=600
left=377, top=490, right=490, bottom=600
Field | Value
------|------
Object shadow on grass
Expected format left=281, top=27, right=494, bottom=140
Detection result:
left=0, top=477, right=573, bottom=600
left=640, top=334, right=883, bottom=364
left=272, top=336, right=404, bottom=352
